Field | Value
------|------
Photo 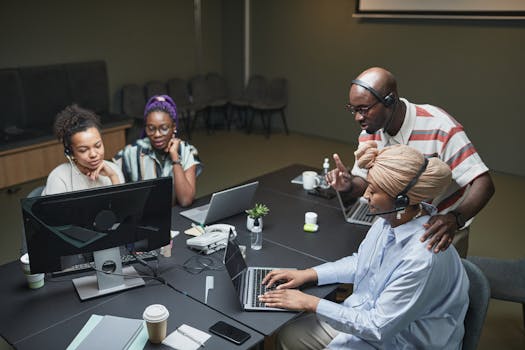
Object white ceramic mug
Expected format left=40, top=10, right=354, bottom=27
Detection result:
left=302, top=171, right=320, bottom=190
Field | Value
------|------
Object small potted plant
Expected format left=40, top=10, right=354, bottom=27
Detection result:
left=245, top=203, right=269, bottom=231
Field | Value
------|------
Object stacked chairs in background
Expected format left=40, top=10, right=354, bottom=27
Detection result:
left=121, top=73, right=289, bottom=142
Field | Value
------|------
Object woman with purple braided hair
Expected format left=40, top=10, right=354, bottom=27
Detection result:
left=114, top=95, right=202, bottom=206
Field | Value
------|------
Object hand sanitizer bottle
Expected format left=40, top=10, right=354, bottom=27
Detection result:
left=319, top=158, right=330, bottom=189
left=250, top=218, right=263, bottom=250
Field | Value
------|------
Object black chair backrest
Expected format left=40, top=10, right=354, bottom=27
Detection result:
left=145, top=81, right=167, bottom=100
left=122, top=84, right=145, bottom=120
left=167, top=78, right=191, bottom=108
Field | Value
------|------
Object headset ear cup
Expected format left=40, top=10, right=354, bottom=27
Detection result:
left=384, top=93, right=395, bottom=107
left=394, top=194, right=409, bottom=209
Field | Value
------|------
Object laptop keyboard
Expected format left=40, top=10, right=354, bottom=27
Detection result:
left=250, top=268, right=273, bottom=308
left=348, top=200, right=375, bottom=226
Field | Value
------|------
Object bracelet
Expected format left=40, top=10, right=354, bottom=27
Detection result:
left=172, top=159, right=181, bottom=165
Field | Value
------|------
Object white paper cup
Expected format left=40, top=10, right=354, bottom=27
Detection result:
left=305, top=212, right=318, bottom=225
left=143, top=304, right=169, bottom=344
left=20, top=253, right=45, bottom=289
left=302, top=171, right=320, bottom=190
left=26, top=273, right=45, bottom=289
left=20, top=253, right=31, bottom=275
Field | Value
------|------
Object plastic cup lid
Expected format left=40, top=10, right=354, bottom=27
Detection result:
left=143, top=304, right=169, bottom=323
left=20, top=253, right=29, bottom=265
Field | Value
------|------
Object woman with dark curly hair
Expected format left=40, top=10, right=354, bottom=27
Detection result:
left=42, top=105, right=124, bottom=195
left=114, top=95, right=202, bottom=206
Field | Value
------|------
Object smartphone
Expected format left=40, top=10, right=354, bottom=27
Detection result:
left=209, top=321, right=251, bottom=345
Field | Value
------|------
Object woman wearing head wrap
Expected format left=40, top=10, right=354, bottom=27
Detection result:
left=259, top=142, right=469, bottom=349
left=114, top=95, right=202, bottom=206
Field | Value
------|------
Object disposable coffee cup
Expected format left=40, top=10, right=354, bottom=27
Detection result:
left=305, top=212, right=318, bottom=225
left=20, top=253, right=45, bottom=289
left=143, top=304, right=169, bottom=344
left=302, top=171, right=320, bottom=190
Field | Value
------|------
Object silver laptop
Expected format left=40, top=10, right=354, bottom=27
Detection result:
left=180, top=181, right=258, bottom=225
left=223, top=236, right=295, bottom=311
left=335, top=191, right=376, bottom=226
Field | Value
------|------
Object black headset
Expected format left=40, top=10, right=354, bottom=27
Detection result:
left=63, top=137, right=72, bottom=157
left=351, top=79, right=396, bottom=108
left=394, top=157, right=429, bottom=209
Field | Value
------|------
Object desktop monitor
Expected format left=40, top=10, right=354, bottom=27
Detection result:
left=21, top=177, right=172, bottom=300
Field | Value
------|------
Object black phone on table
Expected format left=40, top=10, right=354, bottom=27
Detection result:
left=209, top=321, right=251, bottom=345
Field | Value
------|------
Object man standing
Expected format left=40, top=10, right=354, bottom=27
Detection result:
left=327, top=67, right=494, bottom=257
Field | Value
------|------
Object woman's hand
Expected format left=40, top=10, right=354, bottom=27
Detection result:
left=85, top=161, right=120, bottom=184
left=165, top=136, right=181, bottom=162
left=258, top=289, right=320, bottom=312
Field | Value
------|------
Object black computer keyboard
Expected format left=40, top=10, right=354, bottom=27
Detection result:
left=50, top=250, right=159, bottom=277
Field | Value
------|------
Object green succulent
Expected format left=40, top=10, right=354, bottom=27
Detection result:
left=245, top=203, right=270, bottom=219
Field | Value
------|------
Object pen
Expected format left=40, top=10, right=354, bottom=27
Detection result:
left=177, top=328, right=206, bottom=348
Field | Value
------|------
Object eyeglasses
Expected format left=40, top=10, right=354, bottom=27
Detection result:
left=345, top=99, right=381, bottom=116
left=144, top=124, right=173, bottom=136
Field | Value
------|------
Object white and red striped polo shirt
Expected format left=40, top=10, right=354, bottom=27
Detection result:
left=351, top=98, right=489, bottom=214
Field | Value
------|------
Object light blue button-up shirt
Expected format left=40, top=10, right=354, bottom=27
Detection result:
left=314, top=211, right=469, bottom=349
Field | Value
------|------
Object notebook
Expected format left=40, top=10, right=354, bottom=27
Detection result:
left=335, top=191, right=376, bottom=226
left=180, top=182, right=258, bottom=225
left=223, top=236, right=295, bottom=311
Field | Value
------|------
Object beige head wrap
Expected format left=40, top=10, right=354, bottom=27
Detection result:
left=355, top=141, right=451, bottom=205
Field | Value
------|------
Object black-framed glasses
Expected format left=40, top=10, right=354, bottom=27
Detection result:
left=144, top=124, right=174, bottom=136
left=345, top=99, right=381, bottom=116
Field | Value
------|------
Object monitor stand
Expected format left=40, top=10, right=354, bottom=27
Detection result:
left=72, top=247, right=145, bottom=301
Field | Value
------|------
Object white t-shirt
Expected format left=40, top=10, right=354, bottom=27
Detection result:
left=42, top=161, right=125, bottom=195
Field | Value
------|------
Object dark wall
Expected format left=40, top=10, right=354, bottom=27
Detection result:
left=0, top=0, right=223, bottom=112
left=250, top=0, right=525, bottom=176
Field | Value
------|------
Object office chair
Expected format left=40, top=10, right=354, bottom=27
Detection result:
left=122, top=84, right=146, bottom=143
left=462, top=258, right=491, bottom=350
left=205, top=73, right=230, bottom=130
left=468, top=256, right=525, bottom=329
left=249, top=77, right=289, bottom=138
left=167, top=78, right=193, bottom=139
left=145, top=80, right=167, bottom=99
left=188, top=75, right=212, bottom=134
left=230, top=75, right=268, bottom=131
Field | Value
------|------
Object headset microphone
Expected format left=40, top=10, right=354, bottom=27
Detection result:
left=365, top=207, right=405, bottom=217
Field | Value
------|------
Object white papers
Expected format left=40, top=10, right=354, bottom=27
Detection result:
left=162, top=324, right=210, bottom=350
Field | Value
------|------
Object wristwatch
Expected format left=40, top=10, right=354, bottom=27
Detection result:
left=172, top=159, right=182, bottom=166
left=450, top=210, right=466, bottom=229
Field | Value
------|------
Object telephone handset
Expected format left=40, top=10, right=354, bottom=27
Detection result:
left=186, top=224, right=237, bottom=255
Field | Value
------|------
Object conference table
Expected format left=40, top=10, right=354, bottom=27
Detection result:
left=0, top=164, right=369, bottom=349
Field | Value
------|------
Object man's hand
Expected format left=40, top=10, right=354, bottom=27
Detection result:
left=420, top=214, right=457, bottom=253
left=261, top=269, right=316, bottom=290
left=258, top=289, right=320, bottom=312
left=326, top=153, right=352, bottom=192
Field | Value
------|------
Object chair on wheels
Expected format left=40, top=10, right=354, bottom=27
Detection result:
left=468, top=256, right=525, bottom=329
left=122, top=84, right=146, bottom=143
left=167, top=78, right=193, bottom=139
left=249, top=77, right=289, bottom=138
left=462, top=258, right=491, bottom=350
